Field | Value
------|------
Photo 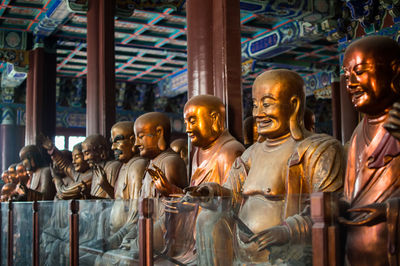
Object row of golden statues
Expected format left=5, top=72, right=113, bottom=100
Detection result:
left=1, top=35, right=400, bottom=265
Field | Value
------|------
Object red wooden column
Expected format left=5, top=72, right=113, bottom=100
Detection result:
left=86, top=0, right=116, bottom=139
left=331, top=79, right=341, bottom=141
left=339, top=75, right=358, bottom=144
left=25, top=43, right=57, bottom=145
left=186, top=0, right=243, bottom=141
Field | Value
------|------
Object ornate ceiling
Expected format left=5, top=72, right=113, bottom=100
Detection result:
left=0, top=0, right=398, bottom=98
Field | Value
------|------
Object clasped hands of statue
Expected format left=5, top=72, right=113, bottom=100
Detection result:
left=146, top=165, right=290, bottom=251
left=339, top=102, right=400, bottom=227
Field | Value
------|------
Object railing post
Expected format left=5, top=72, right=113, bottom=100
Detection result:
left=32, top=201, right=39, bottom=266
left=69, top=200, right=79, bottom=266
left=311, top=192, right=342, bottom=266
left=7, top=201, right=13, bottom=266
left=139, top=198, right=154, bottom=266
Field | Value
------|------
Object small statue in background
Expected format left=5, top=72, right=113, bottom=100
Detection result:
left=7, top=164, right=18, bottom=185
left=1, top=170, right=9, bottom=184
left=170, top=138, right=188, bottom=166
left=243, top=116, right=258, bottom=148
left=19, top=145, right=55, bottom=200
left=339, top=35, right=400, bottom=266
left=1, top=183, right=16, bottom=201
left=304, top=108, right=315, bottom=133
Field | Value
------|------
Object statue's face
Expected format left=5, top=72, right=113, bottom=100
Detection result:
left=82, top=141, right=103, bottom=167
left=252, top=79, right=292, bottom=139
left=16, top=165, right=28, bottom=184
left=184, top=104, right=218, bottom=148
left=111, top=126, right=134, bottom=163
left=21, top=155, right=35, bottom=174
left=1, top=171, right=9, bottom=184
left=343, top=47, right=394, bottom=115
left=134, top=121, right=160, bottom=159
left=72, top=149, right=89, bottom=172
left=7, top=166, right=17, bottom=184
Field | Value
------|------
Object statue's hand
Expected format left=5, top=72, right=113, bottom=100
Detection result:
left=94, top=164, right=108, bottom=186
left=338, top=203, right=386, bottom=226
left=146, top=164, right=173, bottom=196
left=162, top=195, right=196, bottom=213
left=384, top=102, right=400, bottom=141
left=38, top=133, right=54, bottom=151
left=249, top=225, right=290, bottom=251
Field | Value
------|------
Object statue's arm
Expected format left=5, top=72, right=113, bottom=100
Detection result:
left=40, top=168, right=56, bottom=200
left=54, top=177, right=92, bottom=200
left=48, top=147, right=75, bottom=180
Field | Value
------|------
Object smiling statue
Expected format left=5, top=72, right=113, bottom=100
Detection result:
left=340, top=36, right=400, bottom=266
left=186, top=69, right=345, bottom=265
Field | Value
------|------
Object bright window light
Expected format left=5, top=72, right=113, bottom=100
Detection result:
left=55, top=136, right=65, bottom=150
left=68, top=136, right=86, bottom=151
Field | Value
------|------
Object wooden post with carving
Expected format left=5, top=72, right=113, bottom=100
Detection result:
left=32, top=201, right=39, bottom=266
left=139, top=198, right=154, bottom=266
left=69, top=200, right=79, bottom=266
left=311, top=192, right=342, bottom=266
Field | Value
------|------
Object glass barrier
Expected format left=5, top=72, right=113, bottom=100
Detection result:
left=12, top=201, right=33, bottom=265
left=39, top=200, right=69, bottom=266
left=0, top=191, right=343, bottom=266
left=1, top=202, right=8, bottom=266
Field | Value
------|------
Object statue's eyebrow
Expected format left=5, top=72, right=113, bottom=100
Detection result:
left=261, top=95, right=276, bottom=101
left=112, top=135, right=125, bottom=142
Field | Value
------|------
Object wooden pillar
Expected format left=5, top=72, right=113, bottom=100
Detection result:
left=339, top=75, right=358, bottom=144
left=186, top=0, right=243, bottom=141
left=86, top=0, right=116, bottom=139
left=1, top=107, right=25, bottom=172
left=25, top=42, right=57, bottom=145
left=331, top=79, right=342, bottom=141
left=139, top=198, right=154, bottom=266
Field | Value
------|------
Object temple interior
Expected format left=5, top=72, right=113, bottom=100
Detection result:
left=1, top=0, right=400, bottom=265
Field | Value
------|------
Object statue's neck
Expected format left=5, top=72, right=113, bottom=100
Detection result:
left=363, top=112, right=388, bottom=144
left=265, top=132, right=291, bottom=147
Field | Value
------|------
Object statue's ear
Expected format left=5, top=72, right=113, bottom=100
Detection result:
left=129, top=135, right=137, bottom=153
left=391, top=60, right=400, bottom=95
left=289, top=96, right=304, bottom=141
left=211, top=111, right=222, bottom=134
left=156, top=126, right=167, bottom=151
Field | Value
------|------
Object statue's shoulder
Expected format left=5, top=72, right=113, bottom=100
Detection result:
left=218, top=133, right=245, bottom=159
left=105, top=160, right=122, bottom=171
left=298, top=133, right=342, bottom=154
left=127, top=156, right=149, bottom=172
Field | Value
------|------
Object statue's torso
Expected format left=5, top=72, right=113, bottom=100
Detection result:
left=239, top=138, right=296, bottom=233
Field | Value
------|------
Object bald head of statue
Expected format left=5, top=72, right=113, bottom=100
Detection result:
left=184, top=94, right=226, bottom=148
left=170, top=138, right=188, bottom=165
left=252, top=69, right=305, bottom=141
left=82, top=134, right=109, bottom=167
left=134, top=112, right=171, bottom=159
left=19, top=145, right=45, bottom=173
left=343, top=35, right=400, bottom=116
left=111, top=121, right=136, bottom=163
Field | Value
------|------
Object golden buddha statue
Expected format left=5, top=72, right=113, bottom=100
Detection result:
left=1, top=183, right=16, bottom=201
left=186, top=69, right=344, bottom=265
left=7, top=164, right=18, bottom=185
left=129, top=112, right=188, bottom=257
left=19, top=145, right=56, bottom=200
left=338, top=35, right=400, bottom=266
